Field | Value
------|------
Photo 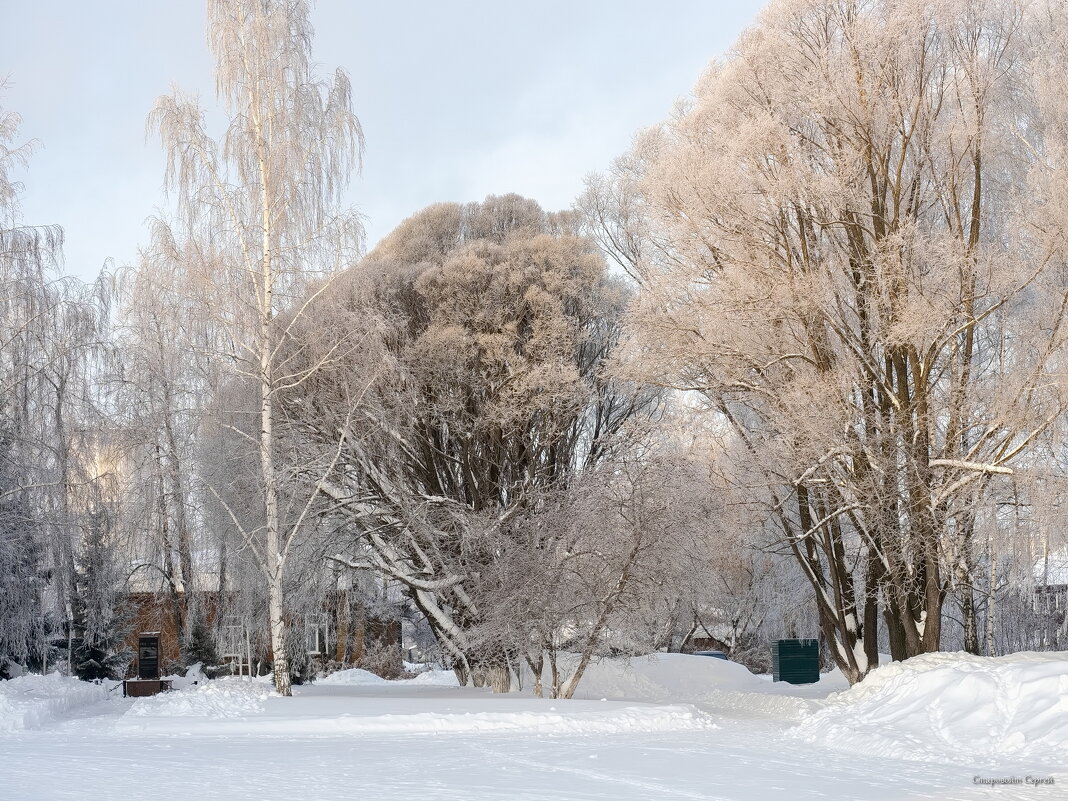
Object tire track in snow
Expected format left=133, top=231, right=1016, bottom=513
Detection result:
left=465, top=741, right=728, bottom=801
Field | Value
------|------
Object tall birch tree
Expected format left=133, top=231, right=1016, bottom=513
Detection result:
left=150, top=0, right=364, bottom=695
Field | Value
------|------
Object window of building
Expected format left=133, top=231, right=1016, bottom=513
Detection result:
left=305, top=612, right=329, bottom=656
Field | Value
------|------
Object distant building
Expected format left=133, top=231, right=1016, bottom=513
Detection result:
left=122, top=567, right=401, bottom=678
left=1032, top=549, right=1068, bottom=649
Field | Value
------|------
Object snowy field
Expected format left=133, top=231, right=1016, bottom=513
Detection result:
left=2, top=653, right=1065, bottom=800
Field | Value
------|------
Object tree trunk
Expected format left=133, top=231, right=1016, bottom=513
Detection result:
left=962, top=589, right=980, bottom=655
left=862, top=552, right=881, bottom=672
left=162, top=397, right=195, bottom=642
left=267, top=566, right=290, bottom=696
left=985, top=551, right=998, bottom=656
left=526, top=652, right=544, bottom=698
left=263, top=430, right=290, bottom=695
left=260, top=238, right=291, bottom=695
left=486, top=662, right=511, bottom=694
left=548, top=649, right=561, bottom=699
left=157, top=444, right=186, bottom=640
left=884, top=603, right=908, bottom=662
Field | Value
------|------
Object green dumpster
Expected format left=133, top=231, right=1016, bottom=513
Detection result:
left=771, top=638, right=819, bottom=684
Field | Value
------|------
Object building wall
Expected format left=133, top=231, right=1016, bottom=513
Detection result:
left=122, top=590, right=402, bottom=678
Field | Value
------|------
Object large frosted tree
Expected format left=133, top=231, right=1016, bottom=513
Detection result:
left=587, top=0, right=1068, bottom=683
left=278, top=196, right=658, bottom=691
left=150, top=0, right=364, bottom=695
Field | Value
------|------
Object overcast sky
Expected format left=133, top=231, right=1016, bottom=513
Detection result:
left=3, top=1, right=763, bottom=281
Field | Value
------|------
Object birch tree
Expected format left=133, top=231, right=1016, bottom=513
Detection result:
left=112, top=251, right=216, bottom=648
left=588, top=0, right=1068, bottom=683
left=150, top=0, right=364, bottom=695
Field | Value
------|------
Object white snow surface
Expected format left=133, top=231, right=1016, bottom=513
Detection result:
left=119, top=667, right=714, bottom=736
left=0, top=672, right=111, bottom=732
left=796, top=650, right=1068, bottom=764
left=3, top=653, right=1066, bottom=800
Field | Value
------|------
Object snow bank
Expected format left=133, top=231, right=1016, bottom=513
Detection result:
left=317, top=668, right=387, bottom=686
left=567, top=654, right=844, bottom=718
left=572, top=653, right=779, bottom=698
left=125, top=677, right=276, bottom=719
left=318, top=667, right=459, bottom=687
left=0, top=673, right=111, bottom=733
left=795, top=651, right=1068, bottom=764
left=406, top=669, right=460, bottom=686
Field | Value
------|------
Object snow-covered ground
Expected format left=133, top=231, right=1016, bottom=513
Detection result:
left=2, top=653, right=1064, bottom=800
left=0, top=673, right=114, bottom=733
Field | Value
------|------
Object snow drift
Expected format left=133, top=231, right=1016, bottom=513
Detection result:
left=0, top=673, right=111, bottom=733
left=795, top=651, right=1068, bottom=764
left=568, top=653, right=845, bottom=718
left=125, top=677, right=276, bottom=719
left=316, top=667, right=387, bottom=686
left=318, top=667, right=459, bottom=687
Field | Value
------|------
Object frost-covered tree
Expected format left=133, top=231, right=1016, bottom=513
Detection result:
left=587, top=0, right=1068, bottom=682
left=0, top=93, right=118, bottom=675
left=474, top=440, right=722, bottom=698
left=281, top=196, right=658, bottom=691
left=0, top=97, right=62, bottom=673
left=150, top=0, right=364, bottom=695
left=111, top=250, right=219, bottom=650
left=0, top=425, right=50, bottom=675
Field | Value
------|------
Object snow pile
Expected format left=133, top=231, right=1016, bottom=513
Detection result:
left=125, top=677, right=276, bottom=719
left=572, top=653, right=767, bottom=699
left=405, top=669, right=460, bottom=686
left=318, top=667, right=459, bottom=687
left=795, top=651, right=1068, bottom=764
left=567, top=653, right=840, bottom=718
left=0, top=673, right=111, bottom=733
left=317, top=668, right=387, bottom=686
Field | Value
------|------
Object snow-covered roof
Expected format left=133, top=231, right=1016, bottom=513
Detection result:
left=126, top=564, right=222, bottom=593
left=1033, top=548, right=1068, bottom=587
